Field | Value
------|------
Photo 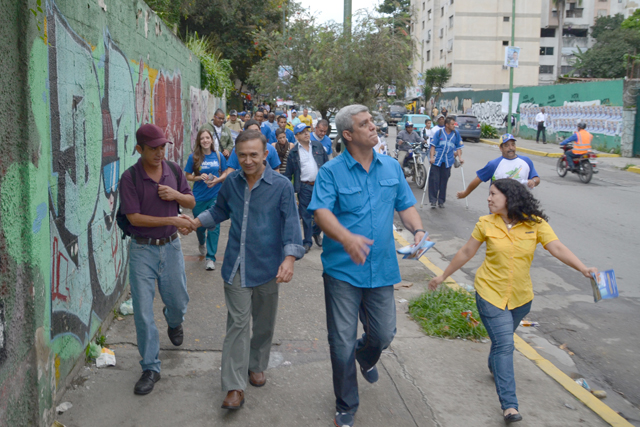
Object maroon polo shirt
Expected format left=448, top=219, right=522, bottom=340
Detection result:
left=119, top=158, right=193, bottom=239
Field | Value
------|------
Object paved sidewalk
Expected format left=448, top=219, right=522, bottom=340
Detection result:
left=54, top=219, right=611, bottom=427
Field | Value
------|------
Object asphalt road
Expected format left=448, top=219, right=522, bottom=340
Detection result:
left=387, top=125, right=640, bottom=420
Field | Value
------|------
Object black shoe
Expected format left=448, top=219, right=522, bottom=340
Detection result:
left=430, top=204, right=437, bottom=209
left=168, top=324, right=184, bottom=346
left=313, top=234, right=323, bottom=247
left=504, top=412, right=523, bottom=423
left=438, top=204, right=445, bottom=208
left=134, top=370, right=161, bottom=395
left=304, top=243, right=312, bottom=253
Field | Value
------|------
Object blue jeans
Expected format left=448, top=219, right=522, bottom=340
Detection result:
left=298, top=183, right=320, bottom=246
left=476, top=293, right=532, bottom=411
left=129, top=238, right=190, bottom=372
left=192, top=197, right=220, bottom=261
left=323, top=274, right=396, bottom=414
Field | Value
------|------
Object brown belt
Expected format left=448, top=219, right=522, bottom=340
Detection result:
left=133, top=232, right=179, bottom=246
left=302, top=181, right=315, bottom=186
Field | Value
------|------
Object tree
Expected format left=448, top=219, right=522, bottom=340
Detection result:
left=424, top=66, right=451, bottom=103
left=376, top=0, right=411, bottom=31
left=621, top=8, right=640, bottom=31
left=249, top=11, right=414, bottom=119
left=186, top=33, right=234, bottom=97
left=553, top=0, right=566, bottom=80
left=592, top=14, right=625, bottom=40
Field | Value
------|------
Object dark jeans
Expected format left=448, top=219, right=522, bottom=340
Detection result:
left=536, top=123, right=546, bottom=143
left=298, top=183, right=320, bottom=246
left=428, top=164, right=451, bottom=205
left=476, top=293, right=532, bottom=411
left=323, top=274, right=396, bottom=414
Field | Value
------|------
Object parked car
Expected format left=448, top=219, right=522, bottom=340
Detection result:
left=372, top=112, right=389, bottom=135
left=397, top=114, right=432, bottom=135
left=450, top=114, right=481, bottom=142
left=310, top=111, right=319, bottom=128
left=329, top=117, right=338, bottom=140
left=387, top=105, right=407, bottom=125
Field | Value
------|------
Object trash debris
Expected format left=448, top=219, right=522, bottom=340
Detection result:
left=52, top=422, right=67, bottom=427
left=119, top=299, right=134, bottom=315
left=575, top=378, right=591, bottom=392
left=95, top=348, right=116, bottom=368
left=397, top=298, right=408, bottom=303
left=282, top=361, right=292, bottom=366
left=519, top=320, right=539, bottom=327
left=87, top=343, right=102, bottom=359
left=460, top=283, right=475, bottom=293
left=591, top=390, right=607, bottom=399
left=116, top=316, right=124, bottom=321
left=564, top=403, right=575, bottom=410
left=558, top=343, right=575, bottom=355
left=56, top=402, right=73, bottom=414
left=393, top=282, right=413, bottom=290
left=461, top=311, right=480, bottom=327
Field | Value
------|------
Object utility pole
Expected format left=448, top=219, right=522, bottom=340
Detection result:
left=282, top=1, right=286, bottom=36
left=507, top=0, right=516, bottom=134
left=344, top=0, right=352, bottom=34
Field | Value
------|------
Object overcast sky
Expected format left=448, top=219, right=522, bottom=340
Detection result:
left=296, top=0, right=382, bottom=24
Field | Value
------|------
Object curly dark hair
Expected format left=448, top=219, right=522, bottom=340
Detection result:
left=492, top=178, right=549, bottom=224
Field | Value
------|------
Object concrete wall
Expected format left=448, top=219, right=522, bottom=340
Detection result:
left=437, top=80, right=624, bottom=151
left=0, top=1, right=220, bottom=425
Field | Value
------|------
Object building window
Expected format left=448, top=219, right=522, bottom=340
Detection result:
left=503, top=40, right=509, bottom=46
left=561, top=65, right=574, bottom=75
left=441, top=6, right=444, bottom=16
left=450, top=0, right=454, bottom=4
left=439, top=28, right=444, bottom=38
left=597, top=9, right=607, bottom=16
left=423, top=2, right=425, bottom=10
left=566, top=3, right=583, bottom=18
left=447, top=39, right=453, bottom=51
left=440, top=49, right=444, bottom=58
left=427, top=29, right=432, bottom=41
left=503, top=16, right=510, bottom=22
left=428, top=9, right=432, bottom=20
left=427, top=50, right=431, bottom=61
left=449, top=15, right=454, bottom=27
left=540, top=47, right=554, bottom=55
left=540, top=65, right=554, bottom=74
left=422, top=20, right=425, bottom=30
left=541, top=28, right=556, bottom=37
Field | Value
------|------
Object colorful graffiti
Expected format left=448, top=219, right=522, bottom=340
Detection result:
left=189, top=87, right=210, bottom=150
left=153, top=72, right=183, bottom=163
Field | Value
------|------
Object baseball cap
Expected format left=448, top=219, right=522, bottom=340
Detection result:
left=500, top=133, right=517, bottom=144
left=230, top=109, right=238, bottom=116
left=291, top=109, right=297, bottom=113
left=294, top=123, right=310, bottom=135
left=405, top=121, right=414, bottom=128
left=136, top=124, right=172, bottom=147
left=239, top=111, right=246, bottom=116
left=436, top=114, right=445, bottom=120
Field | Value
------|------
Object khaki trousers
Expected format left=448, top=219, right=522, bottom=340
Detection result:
left=221, top=274, right=279, bottom=391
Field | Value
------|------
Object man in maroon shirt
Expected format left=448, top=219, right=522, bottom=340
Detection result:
left=119, top=124, right=195, bottom=395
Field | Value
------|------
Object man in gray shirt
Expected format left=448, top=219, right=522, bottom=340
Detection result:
left=396, top=122, right=424, bottom=169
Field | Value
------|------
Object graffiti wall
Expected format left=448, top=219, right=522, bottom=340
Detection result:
left=0, top=0, right=220, bottom=425
left=437, top=80, right=624, bottom=150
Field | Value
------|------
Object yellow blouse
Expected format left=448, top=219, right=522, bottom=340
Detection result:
left=471, top=214, right=558, bottom=310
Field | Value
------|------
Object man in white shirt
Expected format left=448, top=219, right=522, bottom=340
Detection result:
left=535, top=108, right=548, bottom=144
left=284, top=123, right=330, bottom=252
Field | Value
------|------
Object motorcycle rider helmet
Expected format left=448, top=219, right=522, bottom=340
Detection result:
left=577, top=122, right=587, bottom=129
left=500, top=133, right=516, bottom=145
left=405, top=121, right=414, bottom=128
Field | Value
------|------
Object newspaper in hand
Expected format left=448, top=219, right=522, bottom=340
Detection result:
left=396, top=232, right=435, bottom=260
left=590, top=269, right=618, bottom=303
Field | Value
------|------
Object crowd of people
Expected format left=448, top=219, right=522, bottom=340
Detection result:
left=119, top=103, right=598, bottom=427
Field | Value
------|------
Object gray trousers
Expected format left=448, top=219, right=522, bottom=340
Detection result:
left=221, top=273, right=279, bottom=391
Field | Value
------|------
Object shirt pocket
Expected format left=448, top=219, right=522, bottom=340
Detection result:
left=338, top=186, right=364, bottom=212
left=379, top=179, right=399, bottom=204
left=517, top=233, right=537, bottom=252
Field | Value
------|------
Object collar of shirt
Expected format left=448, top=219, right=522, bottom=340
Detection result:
left=137, top=158, right=170, bottom=181
left=342, top=146, right=383, bottom=170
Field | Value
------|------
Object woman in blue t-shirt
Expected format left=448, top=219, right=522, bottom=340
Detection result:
left=185, top=129, right=227, bottom=271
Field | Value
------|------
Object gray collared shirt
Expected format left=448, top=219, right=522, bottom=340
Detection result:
left=197, top=166, right=305, bottom=287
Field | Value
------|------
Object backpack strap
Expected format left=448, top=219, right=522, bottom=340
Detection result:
left=165, top=161, right=183, bottom=214
left=214, top=151, right=222, bottom=176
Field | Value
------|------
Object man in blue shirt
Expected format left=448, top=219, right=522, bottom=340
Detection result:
left=255, top=109, right=277, bottom=143
left=428, top=116, right=464, bottom=208
left=277, top=114, right=296, bottom=143
left=457, top=134, right=540, bottom=199
left=311, top=118, right=333, bottom=156
left=186, top=130, right=305, bottom=410
left=308, top=104, right=428, bottom=427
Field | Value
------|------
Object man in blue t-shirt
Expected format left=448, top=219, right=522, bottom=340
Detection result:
left=457, top=133, right=540, bottom=199
left=255, top=109, right=277, bottom=143
left=310, top=119, right=333, bottom=156
left=428, top=116, right=464, bottom=208
left=277, top=115, right=296, bottom=143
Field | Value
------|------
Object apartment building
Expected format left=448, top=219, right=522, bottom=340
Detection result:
left=539, top=0, right=639, bottom=84
left=410, top=0, right=542, bottom=91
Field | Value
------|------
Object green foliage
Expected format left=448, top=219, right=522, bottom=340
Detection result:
left=186, top=33, right=234, bottom=97
left=376, top=0, right=411, bottom=31
left=592, top=14, right=625, bottom=40
left=145, top=0, right=182, bottom=29
left=424, top=66, right=451, bottom=102
left=621, top=9, right=640, bottom=31
left=480, top=123, right=499, bottom=139
left=249, top=11, right=413, bottom=118
left=29, top=0, right=46, bottom=43
left=409, top=287, right=488, bottom=340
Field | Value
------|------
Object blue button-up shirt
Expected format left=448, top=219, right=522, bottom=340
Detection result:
left=307, top=149, right=416, bottom=288
left=197, top=166, right=305, bottom=287
left=431, top=128, right=464, bottom=168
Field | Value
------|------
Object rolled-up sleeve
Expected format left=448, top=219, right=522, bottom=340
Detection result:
left=307, top=167, right=337, bottom=214
left=280, top=182, right=305, bottom=259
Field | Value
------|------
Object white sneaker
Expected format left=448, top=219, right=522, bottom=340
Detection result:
left=205, top=260, right=215, bottom=270
left=199, top=245, right=206, bottom=256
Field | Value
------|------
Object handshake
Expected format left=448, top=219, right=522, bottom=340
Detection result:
left=176, top=214, right=201, bottom=235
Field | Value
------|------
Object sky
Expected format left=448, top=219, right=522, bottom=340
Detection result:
left=296, top=0, right=382, bottom=24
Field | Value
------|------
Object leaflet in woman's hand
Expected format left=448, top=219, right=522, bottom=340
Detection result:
left=396, top=232, right=435, bottom=260
left=590, top=269, right=618, bottom=302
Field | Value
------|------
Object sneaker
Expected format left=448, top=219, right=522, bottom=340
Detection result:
left=359, top=365, right=379, bottom=383
left=334, top=412, right=354, bottom=427
left=199, top=244, right=206, bottom=256
left=430, top=204, right=437, bottom=209
left=304, top=243, right=312, bottom=254
left=438, top=204, right=445, bottom=208
left=206, top=260, right=215, bottom=270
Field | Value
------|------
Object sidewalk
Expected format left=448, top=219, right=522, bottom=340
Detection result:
left=54, top=220, right=612, bottom=427
left=480, top=137, right=640, bottom=174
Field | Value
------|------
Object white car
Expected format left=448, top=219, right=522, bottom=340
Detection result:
left=329, top=117, right=338, bottom=140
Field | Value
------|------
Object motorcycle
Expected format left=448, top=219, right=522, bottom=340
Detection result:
left=394, top=141, right=428, bottom=188
left=556, top=142, right=598, bottom=184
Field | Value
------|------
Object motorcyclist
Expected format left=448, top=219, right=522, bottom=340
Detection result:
left=561, top=122, right=592, bottom=171
left=396, top=122, right=424, bottom=167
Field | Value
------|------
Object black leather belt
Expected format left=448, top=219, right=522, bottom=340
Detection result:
left=133, top=233, right=179, bottom=246
left=302, top=181, right=315, bottom=186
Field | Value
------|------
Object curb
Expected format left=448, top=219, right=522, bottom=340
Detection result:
left=627, top=166, right=640, bottom=174
left=393, top=231, right=633, bottom=427
left=479, top=139, right=621, bottom=159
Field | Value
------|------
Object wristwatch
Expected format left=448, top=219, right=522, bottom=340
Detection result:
left=413, top=229, right=426, bottom=236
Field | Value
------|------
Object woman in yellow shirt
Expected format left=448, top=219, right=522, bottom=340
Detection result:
left=428, top=178, right=597, bottom=424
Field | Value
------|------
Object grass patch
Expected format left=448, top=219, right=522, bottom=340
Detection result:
left=623, top=163, right=637, bottom=171
left=409, top=287, right=488, bottom=340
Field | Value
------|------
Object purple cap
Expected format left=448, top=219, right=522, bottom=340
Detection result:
left=136, top=124, right=172, bottom=147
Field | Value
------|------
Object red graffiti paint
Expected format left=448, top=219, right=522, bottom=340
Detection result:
left=153, top=72, right=183, bottom=163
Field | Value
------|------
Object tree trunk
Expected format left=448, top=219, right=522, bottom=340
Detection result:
left=556, top=1, right=565, bottom=81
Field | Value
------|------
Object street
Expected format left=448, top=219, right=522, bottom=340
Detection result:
left=388, top=125, right=640, bottom=421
